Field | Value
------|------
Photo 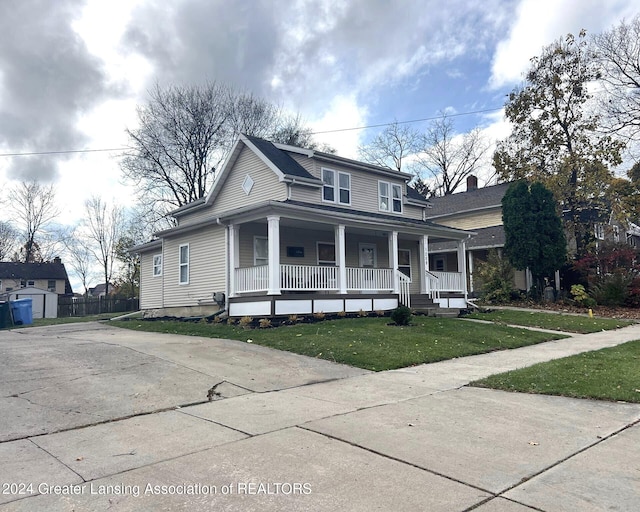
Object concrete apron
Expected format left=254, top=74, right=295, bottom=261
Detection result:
left=0, top=323, right=639, bottom=511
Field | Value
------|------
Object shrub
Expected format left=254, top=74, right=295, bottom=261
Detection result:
left=590, top=273, right=632, bottom=307
left=390, top=306, right=412, bottom=326
left=313, top=312, right=326, bottom=321
left=258, top=318, right=272, bottom=329
left=374, top=310, right=386, bottom=317
left=212, top=314, right=223, bottom=323
left=474, top=250, right=515, bottom=304
left=625, top=277, right=640, bottom=308
left=337, top=310, right=347, bottom=318
left=238, top=316, right=253, bottom=328
left=570, top=284, right=596, bottom=308
left=287, top=314, right=299, bottom=324
left=357, top=309, right=368, bottom=317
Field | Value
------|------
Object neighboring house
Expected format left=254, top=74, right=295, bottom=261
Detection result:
left=425, top=177, right=530, bottom=295
left=0, top=258, right=73, bottom=319
left=132, top=134, right=474, bottom=317
left=88, top=283, right=112, bottom=298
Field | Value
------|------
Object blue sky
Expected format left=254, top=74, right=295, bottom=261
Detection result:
left=0, top=0, right=639, bottom=224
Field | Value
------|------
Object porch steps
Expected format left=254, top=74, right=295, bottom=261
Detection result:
left=409, top=294, right=461, bottom=318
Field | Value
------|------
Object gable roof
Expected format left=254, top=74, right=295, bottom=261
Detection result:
left=243, top=134, right=315, bottom=180
left=0, top=261, right=73, bottom=294
left=426, top=182, right=511, bottom=218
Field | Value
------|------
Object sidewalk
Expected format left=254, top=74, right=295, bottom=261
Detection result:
left=1, top=323, right=639, bottom=511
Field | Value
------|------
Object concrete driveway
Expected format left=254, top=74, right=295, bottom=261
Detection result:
left=0, top=321, right=639, bottom=511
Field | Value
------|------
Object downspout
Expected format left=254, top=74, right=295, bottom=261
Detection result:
left=217, top=217, right=228, bottom=312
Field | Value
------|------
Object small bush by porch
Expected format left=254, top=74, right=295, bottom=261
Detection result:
left=115, top=317, right=566, bottom=371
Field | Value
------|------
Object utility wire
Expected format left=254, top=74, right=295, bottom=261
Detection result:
left=0, top=106, right=504, bottom=157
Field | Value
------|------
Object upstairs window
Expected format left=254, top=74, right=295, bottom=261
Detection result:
left=153, top=254, right=163, bottom=277
left=322, top=168, right=350, bottom=205
left=27, top=280, right=35, bottom=287
left=47, top=280, right=56, bottom=292
left=379, top=181, right=402, bottom=213
left=179, top=244, right=189, bottom=284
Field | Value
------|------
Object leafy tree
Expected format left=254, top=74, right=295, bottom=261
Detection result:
left=593, top=15, right=640, bottom=141
left=414, top=113, right=489, bottom=196
left=502, top=181, right=567, bottom=291
left=494, top=31, right=624, bottom=256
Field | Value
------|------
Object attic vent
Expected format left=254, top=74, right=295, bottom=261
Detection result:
left=242, top=174, right=254, bottom=196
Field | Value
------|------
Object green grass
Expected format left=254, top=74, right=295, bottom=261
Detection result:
left=465, top=309, right=634, bottom=333
left=114, top=317, right=567, bottom=371
left=472, top=340, right=640, bottom=403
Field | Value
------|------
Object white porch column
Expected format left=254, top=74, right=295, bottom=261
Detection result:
left=468, top=250, right=474, bottom=294
left=554, top=269, right=561, bottom=292
left=457, top=239, right=468, bottom=300
left=335, top=224, right=347, bottom=294
left=388, top=231, right=399, bottom=293
left=267, top=216, right=281, bottom=295
left=228, top=224, right=240, bottom=297
left=419, top=235, right=429, bottom=294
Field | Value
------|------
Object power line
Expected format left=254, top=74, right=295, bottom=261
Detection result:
left=0, top=106, right=504, bottom=157
left=311, top=107, right=503, bottom=134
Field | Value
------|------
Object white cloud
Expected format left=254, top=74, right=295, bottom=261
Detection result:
left=309, top=94, right=368, bottom=158
left=490, top=0, right=640, bottom=89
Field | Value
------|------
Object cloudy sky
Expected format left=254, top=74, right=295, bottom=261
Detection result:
left=1, top=0, right=638, bottom=228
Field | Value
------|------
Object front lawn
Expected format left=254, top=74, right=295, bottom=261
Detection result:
left=465, top=309, right=634, bottom=333
left=114, top=316, right=567, bottom=371
left=472, top=339, right=640, bottom=403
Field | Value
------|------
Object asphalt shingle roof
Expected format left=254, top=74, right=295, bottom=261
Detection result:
left=426, top=182, right=511, bottom=217
left=0, top=261, right=73, bottom=294
left=244, top=134, right=317, bottom=180
left=429, top=225, right=505, bottom=252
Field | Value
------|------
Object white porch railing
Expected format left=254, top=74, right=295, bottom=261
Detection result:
left=397, top=270, right=411, bottom=307
left=346, top=267, right=393, bottom=291
left=236, top=265, right=269, bottom=293
left=425, top=270, right=441, bottom=300
left=280, top=264, right=338, bottom=291
left=427, top=271, right=465, bottom=294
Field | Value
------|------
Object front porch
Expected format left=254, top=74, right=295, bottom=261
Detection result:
left=223, top=204, right=470, bottom=317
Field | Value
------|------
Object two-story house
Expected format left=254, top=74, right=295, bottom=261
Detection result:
left=133, top=134, right=474, bottom=318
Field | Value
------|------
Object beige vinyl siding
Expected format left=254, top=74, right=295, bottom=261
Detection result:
left=289, top=162, right=415, bottom=217
left=0, top=278, right=66, bottom=294
left=140, top=251, right=163, bottom=309
left=162, top=225, right=226, bottom=307
left=432, top=210, right=502, bottom=230
left=211, top=146, right=287, bottom=216
left=289, top=153, right=318, bottom=177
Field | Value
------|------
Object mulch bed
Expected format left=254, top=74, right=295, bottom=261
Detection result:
left=495, top=301, right=640, bottom=320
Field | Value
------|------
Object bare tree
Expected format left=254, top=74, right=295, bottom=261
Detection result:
left=64, top=234, right=97, bottom=297
left=270, top=113, right=336, bottom=152
left=415, top=113, right=489, bottom=196
left=593, top=15, right=640, bottom=141
left=9, top=181, right=59, bottom=262
left=0, top=221, right=18, bottom=261
left=84, top=197, right=125, bottom=298
left=358, top=121, right=420, bottom=172
left=121, top=82, right=304, bottom=223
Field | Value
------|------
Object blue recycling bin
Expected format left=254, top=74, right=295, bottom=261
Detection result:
left=10, top=298, right=33, bottom=326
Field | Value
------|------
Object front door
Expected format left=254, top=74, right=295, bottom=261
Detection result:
left=359, top=243, right=377, bottom=268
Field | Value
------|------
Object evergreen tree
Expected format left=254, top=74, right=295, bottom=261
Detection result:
left=502, top=181, right=567, bottom=291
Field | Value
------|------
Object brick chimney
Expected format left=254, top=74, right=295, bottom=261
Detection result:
left=53, top=256, right=61, bottom=264
left=466, top=175, right=478, bottom=192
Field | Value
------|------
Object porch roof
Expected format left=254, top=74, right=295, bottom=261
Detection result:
left=429, top=225, right=505, bottom=252
left=219, top=199, right=474, bottom=240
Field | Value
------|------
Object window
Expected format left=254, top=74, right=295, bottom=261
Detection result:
left=322, top=168, right=350, bottom=205
left=379, top=181, right=402, bottom=213
left=317, top=242, right=336, bottom=265
left=254, top=236, right=268, bottom=266
left=153, top=254, right=163, bottom=277
left=179, top=244, right=189, bottom=284
left=20, top=280, right=26, bottom=288
left=27, top=280, right=35, bottom=287
left=47, top=280, right=56, bottom=292
left=434, top=257, right=445, bottom=272
left=398, top=249, right=411, bottom=278
left=613, top=225, right=620, bottom=243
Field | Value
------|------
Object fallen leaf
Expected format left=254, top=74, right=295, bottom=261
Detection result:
left=528, top=441, right=539, bottom=446
left=76, top=456, right=84, bottom=461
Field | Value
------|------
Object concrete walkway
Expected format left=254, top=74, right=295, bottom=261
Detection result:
left=0, top=321, right=639, bottom=511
